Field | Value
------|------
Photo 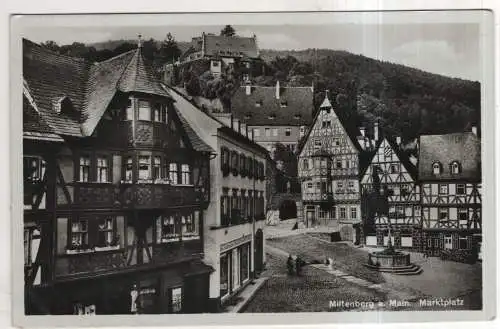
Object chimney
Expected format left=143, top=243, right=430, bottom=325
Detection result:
left=245, top=85, right=251, bottom=95
left=374, top=122, right=379, bottom=142
left=137, top=34, right=143, bottom=48
left=472, top=126, right=477, bottom=135
left=275, top=80, right=280, bottom=99
left=359, top=127, right=365, bottom=137
left=396, top=136, right=401, bottom=146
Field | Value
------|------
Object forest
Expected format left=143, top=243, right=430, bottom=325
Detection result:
left=38, top=28, right=481, bottom=143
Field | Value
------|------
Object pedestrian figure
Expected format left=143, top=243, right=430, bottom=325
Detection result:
left=295, top=256, right=303, bottom=276
left=287, top=255, right=295, bottom=275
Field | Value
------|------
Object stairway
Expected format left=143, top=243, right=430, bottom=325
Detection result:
left=363, top=263, right=423, bottom=275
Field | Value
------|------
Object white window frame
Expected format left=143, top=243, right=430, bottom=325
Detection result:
left=272, top=128, right=278, bottom=137
left=138, top=100, right=151, bottom=121
left=253, top=128, right=260, bottom=137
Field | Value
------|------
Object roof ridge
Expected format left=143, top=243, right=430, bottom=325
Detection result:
left=24, top=38, right=88, bottom=63
left=94, top=48, right=137, bottom=65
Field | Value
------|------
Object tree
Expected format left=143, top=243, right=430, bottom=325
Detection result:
left=159, top=33, right=181, bottom=64
left=40, top=40, right=60, bottom=52
left=220, top=25, right=236, bottom=37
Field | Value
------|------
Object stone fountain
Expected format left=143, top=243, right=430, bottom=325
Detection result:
left=365, top=227, right=422, bottom=275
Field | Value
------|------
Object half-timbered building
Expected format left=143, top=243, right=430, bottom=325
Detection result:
left=23, top=38, right=214, bottom=315
left=298, top=93, right=364, bottom=241
left=167, top=87, right=267, bottom=311
left=418, top=131, right=481, bottom=259
left=360, top=137, right=421, bottom=249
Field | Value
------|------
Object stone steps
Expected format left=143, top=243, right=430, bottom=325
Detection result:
left=363, top=263, right=423, bottom=275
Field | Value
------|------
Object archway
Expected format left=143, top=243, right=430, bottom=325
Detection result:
left=279, top=200, right=297, bottom=220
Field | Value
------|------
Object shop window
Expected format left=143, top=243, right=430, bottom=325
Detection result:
left=181, top=164, right=192, bottom=185
left=169, top=163, right=179, bottom=185
left=79, top=156, right=91, bottom=182
left=96, top=156, right=109, bottom=183
left=220, top=253, right=230, bottom=297
left=138, top=100, right=151, bottom=121
left=239, top=243, right=250, bottom=284
left=171, top=287, right=183, bottom=313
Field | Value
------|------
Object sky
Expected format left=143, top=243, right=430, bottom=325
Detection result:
left=21, top=16, right=484, bottom=82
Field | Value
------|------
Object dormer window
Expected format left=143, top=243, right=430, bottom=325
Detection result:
left=52, top=96, right=73, bottom=115
left=432, top=162, right=442, bottom=175
left=280, top=100, right=288, bottom=107
left=450, top=161, right=461, bottom=174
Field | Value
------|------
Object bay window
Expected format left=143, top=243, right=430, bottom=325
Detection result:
left=138, top=100, right=151, bottom=121
left=138, top=156, right=151, bottom=180
left=125, top=99, right=134, bottom=121
left=124, top=157, right=133, bottom=181
left=153, top=156, right=162, bottom=180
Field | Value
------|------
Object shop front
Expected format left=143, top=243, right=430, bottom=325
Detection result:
left=219, top=240, right=251, bottom=303
left=46, top=261, right=212, bottom=315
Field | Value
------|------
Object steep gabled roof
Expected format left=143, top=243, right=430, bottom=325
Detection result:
left=23, top=39, right=172, bottom=137
left=231, top=85, right=314, bottom=126
left=386, top=138, right=418, bottom=181
left=173, top=106, right=214, bottom=153
left=23, top=39, right=88, bottom=136
left=418, top=132, right=480, bottom=181
left=23, top=96, right=64, bottom=142
left=297, top=95, right=362, bottom=156
left=203, top=34, right=258, bottom=58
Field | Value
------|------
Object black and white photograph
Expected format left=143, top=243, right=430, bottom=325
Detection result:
left=9, top=8, right=496, bottom=326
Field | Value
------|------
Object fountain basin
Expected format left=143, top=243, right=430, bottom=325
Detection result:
left=365, top=250, right=422, bottom=275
